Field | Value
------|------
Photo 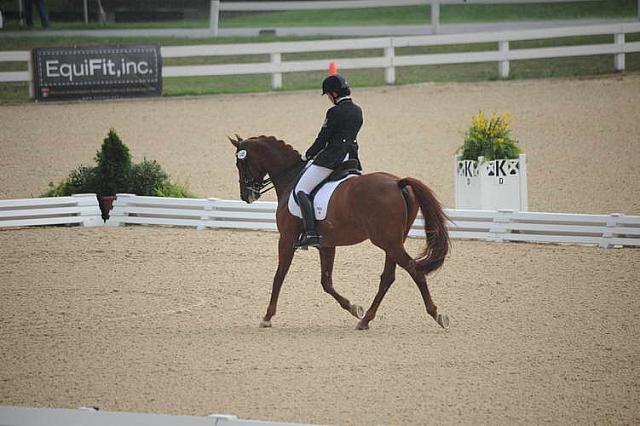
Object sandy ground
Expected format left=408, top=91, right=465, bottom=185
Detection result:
left=0, top=228, right=638, bottom=425
left=1, top=75, right=639, bottom=425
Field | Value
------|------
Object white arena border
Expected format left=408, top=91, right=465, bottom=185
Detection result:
left=1, top=194, right=639, bottom=249
left=0, top=406, right=312, bottom=426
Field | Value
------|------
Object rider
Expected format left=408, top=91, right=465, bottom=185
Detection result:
left=293, top=74, right=363, bottom=249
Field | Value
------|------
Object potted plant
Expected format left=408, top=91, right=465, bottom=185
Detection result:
left=454, top=112, right=528, bottom=211
left=94, top=129, right=132, bottom=220
left=43, top=129, right=195, bottom=220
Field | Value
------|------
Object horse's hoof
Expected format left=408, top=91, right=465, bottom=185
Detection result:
left=350, top=304, right=365, bottom=319
left=259, top=320, right=272, bottom=328
left=355, top=320, right=369, bottom=330
left=437, top=314, right=450, bottom=329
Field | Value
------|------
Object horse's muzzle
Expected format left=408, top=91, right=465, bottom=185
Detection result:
left=240, top=187, right=261, bottom=204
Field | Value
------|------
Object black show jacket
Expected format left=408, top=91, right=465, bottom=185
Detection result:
left=305, top=97, right=363, bottom=169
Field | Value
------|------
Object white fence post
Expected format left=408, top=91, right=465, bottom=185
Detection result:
left=105, top=193, right=135, bottom=227
left=431, top=1, right=440, bottom=34
left=271, top=52, right=282, bottom=89
left=384, top=44, right=395, bottom=84
left=614, top=32, right=625, bottom=71
left=209, top=0, right=220, bottom=37
left=601, top=213, right=623, bottom=248
left=18, top=0, right=24, bottom=26
left=498, top=40, right=510, bottom=79
left=199, top=198, right=218, bottom=230
left=489, top=209, right=513, bottom=242
left=72, top=194, right=103, bottom=227
left=83, top=0, right=89, bottom=24
left=518, top=153, right=528, bottom=211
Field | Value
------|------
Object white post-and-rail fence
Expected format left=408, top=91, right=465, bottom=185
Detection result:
left=0, top=405, right=312, bottom=426
left=209, top=0, right=627, bottom=36
left=1, top=22, right=639, bottom=95
left=0, top=194, right=103, bottom=228
left=2, top=194, right=639, bottom=249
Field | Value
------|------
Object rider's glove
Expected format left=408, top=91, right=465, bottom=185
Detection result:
left=301, top=153, right=308, bottom=162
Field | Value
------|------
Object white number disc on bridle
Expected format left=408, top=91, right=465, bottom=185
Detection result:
left=236, top=150, right=247, bottom=160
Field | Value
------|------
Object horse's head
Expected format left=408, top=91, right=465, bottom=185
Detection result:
left=229, top=135, right=270, bottom=203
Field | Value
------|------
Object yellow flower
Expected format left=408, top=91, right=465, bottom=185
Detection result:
left=473, top=111, right=486, bottom=132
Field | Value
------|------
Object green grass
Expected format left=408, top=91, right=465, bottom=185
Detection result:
left=221, top=6, right=431, bottom=28
left=0, top=83, right=30, bottom=103
left=220, top=0, right=635, bottom=27
left=1, top=0, right=635, bottom=31
left=440, top=0, right=636, bottom=23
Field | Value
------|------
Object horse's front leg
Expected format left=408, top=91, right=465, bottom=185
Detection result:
left=260, top=234, right=296, bottom=328
left=319, top=247, right=364, bottom=320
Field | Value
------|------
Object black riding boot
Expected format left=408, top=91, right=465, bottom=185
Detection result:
left=293, top=191, right=321, bottom=249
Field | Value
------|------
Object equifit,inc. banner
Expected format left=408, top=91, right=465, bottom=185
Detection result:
left=32, top=45, right=162, bottom=101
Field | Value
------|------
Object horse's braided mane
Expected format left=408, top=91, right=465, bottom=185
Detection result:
left=252, top=135, right=300, bottom=157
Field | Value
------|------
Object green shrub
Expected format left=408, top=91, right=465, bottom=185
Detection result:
left=154, top=180, right=196, bottom=198
left=129, top=159, right=169, bottom=196
left=42, top=165, right=98, bottom=197
left=43, top=129, right=197, bottom=199
left=459, top=112, right=522, bottom=161
left=95, top=129, right=132, bottom=196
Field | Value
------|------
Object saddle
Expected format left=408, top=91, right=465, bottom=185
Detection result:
left=293, top=159, right=362, bottom=204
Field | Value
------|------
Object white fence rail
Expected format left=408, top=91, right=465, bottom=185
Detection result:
left=162, top=22, right=640, bottom=87
left=0, top=406, right=312, bottom=426
left=2, top=22, right=639, bottom=94
left=0, top=194, right=102, bottom=228
left=0, top=193, right=638, bottom=248
left=106, top=194, right=640, bottom=249
left=107, top=194, right=278, bottom=231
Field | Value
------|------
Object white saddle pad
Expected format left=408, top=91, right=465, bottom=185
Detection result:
left=288, top=174, right=357, bottom=220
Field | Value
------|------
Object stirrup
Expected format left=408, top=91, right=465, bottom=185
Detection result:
left=293, top=233, right=321, bottom=249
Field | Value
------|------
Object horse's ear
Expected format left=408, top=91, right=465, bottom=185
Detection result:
left=228, top=135, right=239, bottom=148
left=235, top=134, right=243, bottom=142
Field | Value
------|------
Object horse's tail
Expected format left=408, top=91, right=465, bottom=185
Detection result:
left=398, top=177, right=451, bottom=275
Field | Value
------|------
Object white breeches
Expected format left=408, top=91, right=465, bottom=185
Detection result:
left=295, top=164, right=333, bottom=195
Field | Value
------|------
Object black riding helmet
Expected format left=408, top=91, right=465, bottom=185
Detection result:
left=322, top=74, right=351, bottom=96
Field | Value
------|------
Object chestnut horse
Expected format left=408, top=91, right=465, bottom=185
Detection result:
left=230, top=135, right=451, bottom=330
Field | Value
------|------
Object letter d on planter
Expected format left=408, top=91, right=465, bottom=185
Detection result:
left=454, top=154, right=528, bottom=211
left=454, top=156, right=481, bottom=209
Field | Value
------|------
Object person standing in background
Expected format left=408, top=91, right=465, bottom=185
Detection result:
left=24, top=0, right=49, bottom=29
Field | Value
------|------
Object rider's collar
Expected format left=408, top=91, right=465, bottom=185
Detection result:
left=335, top=96, right=352, bottom=104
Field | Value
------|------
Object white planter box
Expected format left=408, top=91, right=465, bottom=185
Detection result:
left=454, top=153, right=528, bottom=211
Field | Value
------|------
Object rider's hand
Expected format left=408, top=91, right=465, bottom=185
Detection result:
left=301, top=153, right=308, bottom=162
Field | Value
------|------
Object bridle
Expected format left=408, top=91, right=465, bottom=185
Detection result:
left=236, top=141, right=303, bottom=198
left=236, top=144, right=273, bottom=197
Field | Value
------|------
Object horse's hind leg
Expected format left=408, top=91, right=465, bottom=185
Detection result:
left=356, top=254, right=396, bottom=330
left=391, top=246, right=449, bottom=329
left=319, top=247, right=364, bottom=320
